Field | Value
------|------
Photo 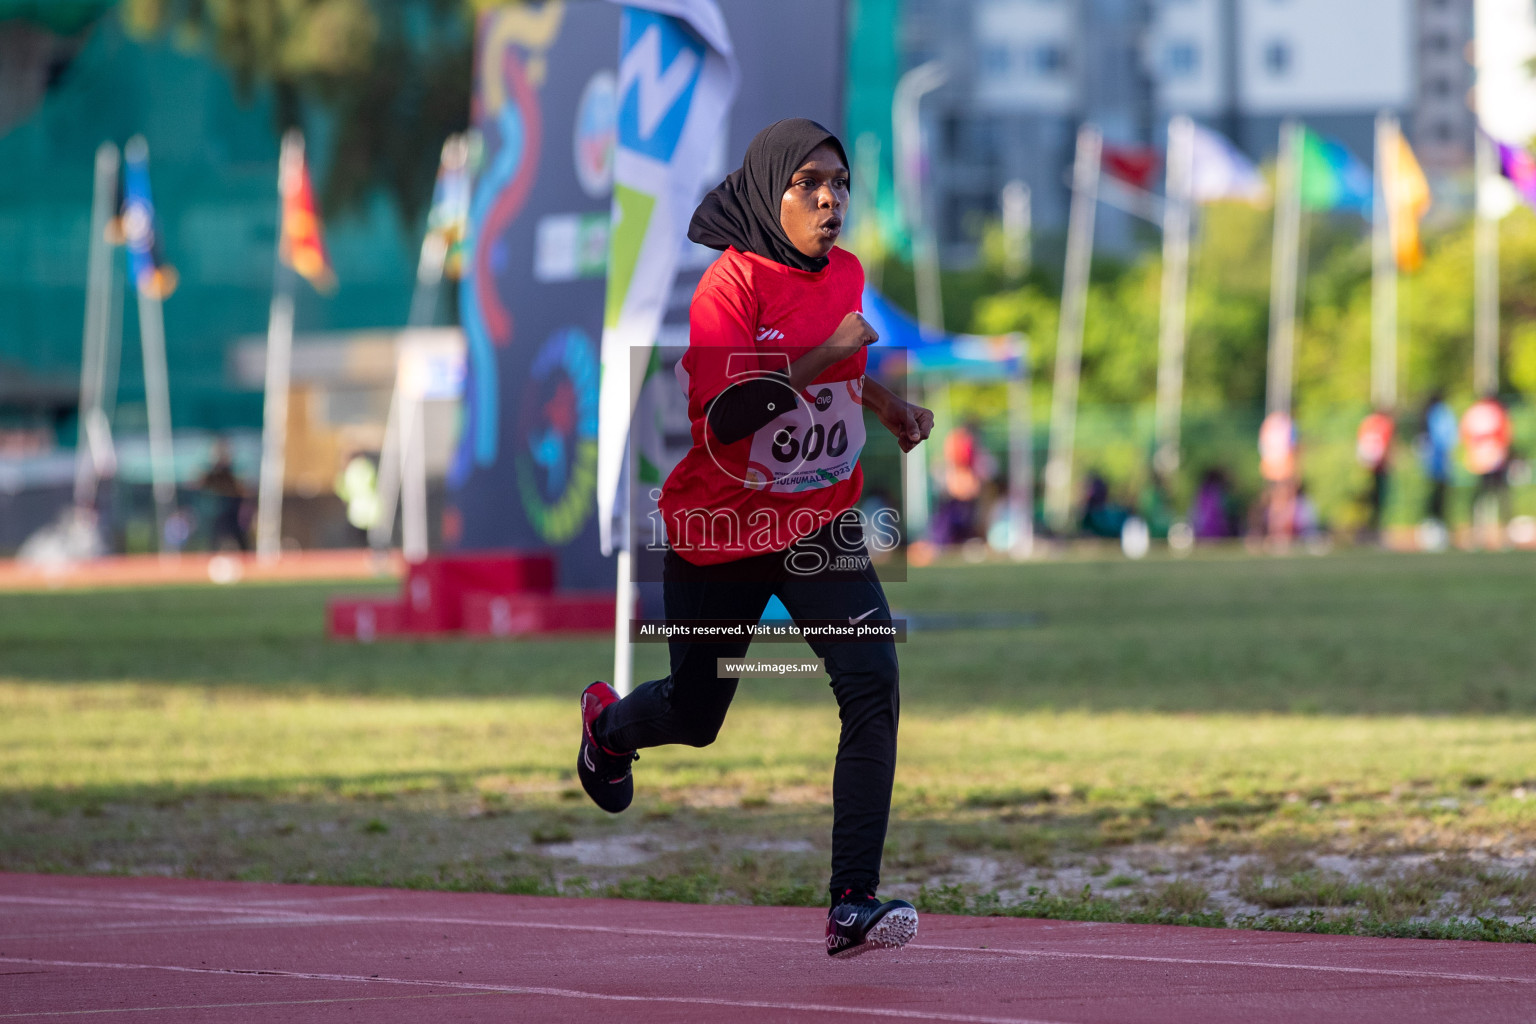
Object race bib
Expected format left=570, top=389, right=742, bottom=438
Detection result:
left=743, top=378, right=865, bottom=492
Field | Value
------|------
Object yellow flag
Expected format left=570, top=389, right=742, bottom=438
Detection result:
left=1386, top=133, right=1431, bottom=272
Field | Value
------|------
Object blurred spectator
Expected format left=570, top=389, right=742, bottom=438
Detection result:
left=1079, top=471, right=1129, bottom=538
left=334, top=452, right=381, bottom=540
left=1191, top=468, right=1236, bottom=540
left=1258, top=410, right=1298, bottom=543
left=1293, top=482, right=1324, bottom=541
left=1137, top=469, right=1175, bottom=540
left=163, top=509, right=194, bottom=553
left=197, top=440, right=248, bottom=552
left=1416, top=392, right=1456, bottom=525
left=1461, top=394, right=1512, bottom=547
left=1355, top=407, right=1394, bottom=542
left=932, top=421, right=995, bottom=545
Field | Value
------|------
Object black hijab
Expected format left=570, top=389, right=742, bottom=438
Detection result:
left=688, top=118, right=849, bottom=273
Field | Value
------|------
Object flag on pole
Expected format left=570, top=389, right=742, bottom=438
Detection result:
left=1188, top=123, right=1268, bottom=204
left=280, top=139, right=336, bottom=293
left=1100, top=142, right=1160, bottom=190
left=1383, top=130, right=1431, bottom=272
left=1299, top=128, right=1372, bottom=216
left=427, top=134, right=473, bottom=280
left=121, top=135, right=178, bottom=299
left=595, top=0, right=738, bottom=556
left=1494, top=138, right=1536, bottom=211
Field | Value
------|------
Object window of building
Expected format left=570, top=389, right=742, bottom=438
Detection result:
left=1030, top=42, right=1067, bottom=75
left=1264, top=39, right=1291, bottom=76
left=981, top=43, right=1011, bottom=78
left=1163, top=40, right=1200, bottom=77
left=1426, top=32, right=1450, bottom=54
left=1436, top=121, right=1454, bottom=142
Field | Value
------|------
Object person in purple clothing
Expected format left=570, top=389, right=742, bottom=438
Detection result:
left=1190, top=468, right=1234, bottom=540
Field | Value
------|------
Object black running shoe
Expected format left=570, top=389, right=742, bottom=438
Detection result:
left=577, top=681, right=637, bottom=813
left=825, top=892, right=919, bottom=958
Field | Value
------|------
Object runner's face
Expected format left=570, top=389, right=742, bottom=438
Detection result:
left=779, top=144, right=849, bottom=259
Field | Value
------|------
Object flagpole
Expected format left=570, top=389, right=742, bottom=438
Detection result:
left=137, top=282, right=176, bottom=549
left=1267, top=120, right=1303, bottom=418
left=371, top=384, right=404, bottom=558
left=125, top=135, right=178, bottom=551
left=1371, top=112, right=1399, bottom=410
left=372, top=135, right=464, bottom=562
left=1007, top=342, right=1033, bottom=559
left=897, top=366, right=929, bottom=538
left=256, top=129, right=302, bottom=562
left=1154, top=115, right=1194, bottom=477
left=74, top=142, right=120, bottom=512
left=400, top=383, right=429, bottom=562
left=1044, top=122, right=1102, bottom=534
left=1473, top=131, right=1500, bottom=396
left=612, top=432, right=635, bottom=697
left=1001, top=179, right=1031, bottom=282
left=893, top=61, right=947, bottom=338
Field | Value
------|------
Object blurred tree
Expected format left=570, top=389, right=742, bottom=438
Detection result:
left=963, top=195, right=1536, bottom=519
left=0, top=1, right=115, bottom=135
left=972, top=202, right=1536, bottom=417
left=121, top=0, right=477, bottom=225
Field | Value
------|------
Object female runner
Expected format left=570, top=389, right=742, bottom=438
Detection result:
left=577, top=118, right=933, bottom=958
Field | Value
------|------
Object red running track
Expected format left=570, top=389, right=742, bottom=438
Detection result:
left=1, top=873, right=1532, bottom=1022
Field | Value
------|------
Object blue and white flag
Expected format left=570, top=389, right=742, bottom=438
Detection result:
left=596, top=0, right=737, bottom=555
left=121, top=135, right=178, bottom=299
left=1189, top=123, right=1268, bottom=205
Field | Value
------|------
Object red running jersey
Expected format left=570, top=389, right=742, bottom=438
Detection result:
left=1461, top=399, right=1511, bottom=476
left=1356, top=412, right=1394, bottom=470
left=660, top=246, right=868, bottom=565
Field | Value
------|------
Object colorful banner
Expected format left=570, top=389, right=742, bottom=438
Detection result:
left=120, top=135, right=177, bottom=299
left=1100, top=143, right=1161, bottom=191
left=1188, top=123, right=1268, bottom=204
left=428, top=133, right=474, bottom=280
left=1384, top=130, right=1431, bottom=272
left=279, top=138, right=335, bottom=293
left=451, top=1, right=841, bottom=588
left=1495, top=138, right=1536, bottom=211
left=1299, top=128, right=1371, bottom=217
left=595, top=0, right=738, bottom=555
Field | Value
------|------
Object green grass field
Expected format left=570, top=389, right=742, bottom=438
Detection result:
left=4, top=550, right=1536, bottom=940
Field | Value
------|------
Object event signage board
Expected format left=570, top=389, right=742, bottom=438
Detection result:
left=452, top=0, right=844, bottom=588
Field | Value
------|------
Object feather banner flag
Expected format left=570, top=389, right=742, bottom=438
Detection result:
left=1299, top=128, right=1372, bottom=216
left=426, top=133, right=474, bottom=281
left=595, top=0, right=738, bottom=556
left=1495, top=138, right=1536, bottom=211
left=1384, top=130, right=1431, bottom=272
left=1188, top=123, right=1268, bottom=204
left=279, top=134, right=336, bottom=293
left=121, top=135, right=178, bottom=299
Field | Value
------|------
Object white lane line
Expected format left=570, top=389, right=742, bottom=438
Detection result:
left=0, top=957, right=1068, bottom=1024
left=0, top=991, right=495, bottom=1019
left=909, top=942, right=1536, bottom=987
left=3, top=894, right=1532, bottom=987
left=0, top=919, right=332, bottom=942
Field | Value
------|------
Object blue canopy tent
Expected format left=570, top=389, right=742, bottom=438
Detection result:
left=859, top=287, right=1032, bottom=555
left=862, top=287, right=1024, bottom=380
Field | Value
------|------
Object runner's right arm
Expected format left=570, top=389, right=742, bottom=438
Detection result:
left=706, top=312, right=877, bottom=445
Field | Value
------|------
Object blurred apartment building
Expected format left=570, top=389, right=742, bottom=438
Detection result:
left=905, top=0, right=1476, bottom=258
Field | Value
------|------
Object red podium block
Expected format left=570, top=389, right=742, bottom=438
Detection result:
left=327, top=599, right=406, bottom=642
left=461, top=591, right=617, bottom=637
left=402, top=553, right=556, bottom=632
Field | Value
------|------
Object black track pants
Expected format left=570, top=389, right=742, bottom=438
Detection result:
left=594, top=517, right=900, bottom=897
